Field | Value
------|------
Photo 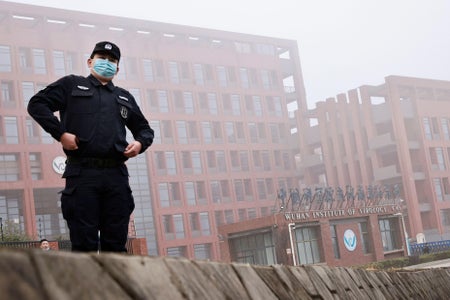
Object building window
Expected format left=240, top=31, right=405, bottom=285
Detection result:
left=176, top=121, right=188, bottom=144
left=142, top=59, right=154, bottom=81
left=422, top=117, right=432, bottom=140
left=1, top=81, right=15, bottom=108
left=153, top=59, right=165, bottom=80
left=240, top=151, right=249, bottom=171
left=430, top=147, right=446, bottom=170
left=154, top=151, right=167, bottom=175
left=244, top=179, right=253, bottom=200
left=183, top=92, right=194, bottom=114
left=440, top=209, right=450, bottom=227
left=256, top=178, right=266, bottom=200
left=167, top=246, right=187, bottom=258
left=189, top=212, right=200, bottom=237
left=29, top=153, right=42, bottom=180
left=239, top=68, right=249, bottom=89
left=229, top=231, right=276, bottom=265
left=161, top=120, right=173, bottom=144
left=4, top=116, right=18, bottom=144
left=201, top=121, right=212, bottom=144
left=187, top=121, right=198, bottom=144
left=199, top=212, right=210, bottom=236
left=294, top=226, right=322, bottom=265
left=330, top=225, right=340, bottom=259
left=157, top=90, right=169, bottom=112
left=234, top=42, right=251, bottom=54
left=33, top=48, right=47, bottom=74
left=215, top=211, right=224, bottom=227
left=25, top=117, right=39, bottom=144
left=248, top=208, right=257, bottom=219
left=168, top=61, right=180, bottom=84
left=191, top=151, right=202, bottom=174
left=210, top=180, right=221, bottom=203
left=19, top=47, right=32, bottom=72
left=238, top=208, right=246, bottom=221
left=231, top=94, right=241, bottom=116
left=434, top=178, right=444, bottom=202
left=149, top=120, right=161, bottom=144
left=0, top=153, right=20, bottom=181
left=225, top=122, right=235, bottom=143
left=359, top=221, right=371, bottom=254
left=0, top=194, right=21, bottom=227
left=40, top=127, right=54, bottom=144
left=0, top=45, right=12, bottom=72
left=225, top=209, right=234, bottom=224
left=379, top=218, right=400, bottom=251
left=22, top=81, right=34, bottom=107
left=185, top=182, right=196, bottom=206
left=234, top=179, right=244, bottom=202
left=253, top=96, right=263, bottom=116
left=53, top=50, right=66, bottom=76
left=441, top=118, right=450, bottom=140
left=162, top=214, right=185, bottom=240
left=158, top=183, right=170, bottom=207
left=217, top=66, right=227, bottom=87
left=208, top=93, right=218, bottom=115
left=248, top=123, right=258, bottom=143
left=194, top=243, right=211, bottom=260
left=193, top=63, right=204, bottom=85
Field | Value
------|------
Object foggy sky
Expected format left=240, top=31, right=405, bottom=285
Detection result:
left=5, top=0, right=450, bottom=108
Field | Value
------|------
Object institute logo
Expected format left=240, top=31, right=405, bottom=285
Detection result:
left=343, top=229, right=357, bottom=251
left=52, top=156, right=66, bottom=175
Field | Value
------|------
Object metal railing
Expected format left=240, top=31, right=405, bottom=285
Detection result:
left=0, top=239, right=136, bottom=254
left=410, top=240, right=450, bottom=256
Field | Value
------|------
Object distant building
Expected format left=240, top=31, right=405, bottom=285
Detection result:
left=220, top=75, right=450, bottom=267
left=0, top=2, right=305, bottom=259
left=296, top=76, right=450, bottom=244
left=218, top=199, right=406, bottom=267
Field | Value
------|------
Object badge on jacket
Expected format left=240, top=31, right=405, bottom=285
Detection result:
left=120, top=106, right=128, bottom=119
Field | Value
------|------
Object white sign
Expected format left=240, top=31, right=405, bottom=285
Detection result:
left=343, top=229, right=357, bottom=251
left=52, top=156, right=66, bottom=174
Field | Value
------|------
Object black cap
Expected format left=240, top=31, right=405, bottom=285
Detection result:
left=91, top=41, right=121, bottom=61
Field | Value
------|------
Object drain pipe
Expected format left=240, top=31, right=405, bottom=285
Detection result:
left=288, top=223, right=297, bottom=266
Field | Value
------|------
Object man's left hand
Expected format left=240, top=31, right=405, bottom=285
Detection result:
left=124, top=141, right=142, bottom=158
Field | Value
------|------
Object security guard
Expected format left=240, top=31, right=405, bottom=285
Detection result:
left=28, top=41, right=154, bottom=252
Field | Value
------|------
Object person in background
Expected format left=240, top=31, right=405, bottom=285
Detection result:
left=28, top=41, right=154, bottom=253
left=40, top=239, right=51, bottom=251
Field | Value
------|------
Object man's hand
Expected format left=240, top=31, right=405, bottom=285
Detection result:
left=60, top=132, right=78, bottom=150
left=124, top=141, right=142, bottom=158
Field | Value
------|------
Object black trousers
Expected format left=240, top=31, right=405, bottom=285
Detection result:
left=61, top=163, right=134, bottom=252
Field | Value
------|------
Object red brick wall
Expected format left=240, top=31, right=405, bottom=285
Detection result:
left=219, top=212, right=404, bottom=267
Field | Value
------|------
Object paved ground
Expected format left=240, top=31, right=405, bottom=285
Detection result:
left=404, top=258, right=450, bottom=270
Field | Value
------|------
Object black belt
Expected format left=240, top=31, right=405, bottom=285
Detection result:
left=66, top=156, right=124, bottom=168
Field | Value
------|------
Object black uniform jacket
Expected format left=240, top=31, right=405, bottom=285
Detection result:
left=27, top=74, right=154, bottom=161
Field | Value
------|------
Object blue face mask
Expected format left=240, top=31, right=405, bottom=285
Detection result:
left=92, top=58, right=117, bottom=78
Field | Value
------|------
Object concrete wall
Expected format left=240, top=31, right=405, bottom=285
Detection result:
left=1, top=248, right=449, bottom=299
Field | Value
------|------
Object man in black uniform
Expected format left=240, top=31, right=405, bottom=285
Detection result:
left=28, top=41, right=154, bottom=252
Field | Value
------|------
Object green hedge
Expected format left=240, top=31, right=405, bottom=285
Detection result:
left=354, top=250, right=450, bottom=270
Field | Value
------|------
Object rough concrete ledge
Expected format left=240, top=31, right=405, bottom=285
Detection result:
left=1, top=248, right=450, bottom=300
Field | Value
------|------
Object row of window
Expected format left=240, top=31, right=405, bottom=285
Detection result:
left=154, top=149, right=293, bottom=177
left=166, top=243, right=212, bottom=260
left=162, top=206, right=274, bottom=242
left=423, top=117, right=450, bottom=141
left=0, top=153, right=42, bottom=181
left=149, top=119, right=288, bottom=146
left=0, top=115, right=289, bottom=149
left=1, top=79, right=286, bottom=120
left=0, top=45, right=283, bottom=91
left=157, top=177, right=290, bottom=208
